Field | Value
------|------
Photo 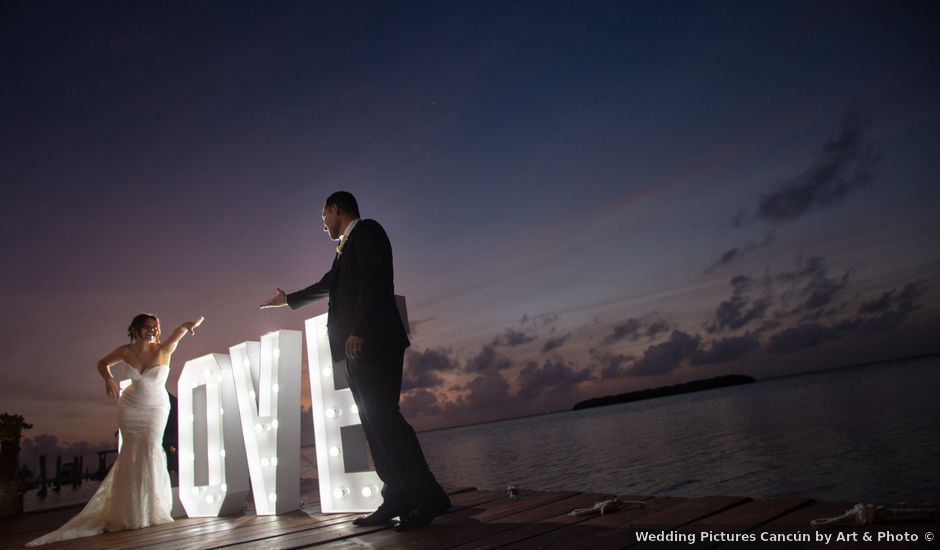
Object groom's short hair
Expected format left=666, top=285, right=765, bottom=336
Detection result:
left=325, top=191, right=360, bottom=218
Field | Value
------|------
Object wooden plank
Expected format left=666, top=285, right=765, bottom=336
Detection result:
left=57, top=516, right=263, bottom=550
left=760, top=500, right=855, bottom=527
left=4, top=517, right=227, bottom=550
left=501, top=495, right=750, bottom=550
left=335, top=490, right=587, bottom=550
left=726, top=500, right=861, bottom=550
left=6, top=488, right=314, bottom=550
left=630, top=495, right=750, bottom=526
left=149, top=511, right=359, bottom=550
left=693, top=497, right=812, bottom=527
left=147, top=513, right=352, bottom=550
left=447, top=492, right=621, bottom=550
left=493, top=495, right=687, bottom=550
left=3, top=488, right=936, bottom=550
left=221, top=489, right=507, bottom=550
left=621, top=496, right=753, bottom=550
left=64, top=485, right=361, bottom=550
left=370, top=493, right=597, bottom=549
left=560, top=496, right=750, bottom=548
left=637, top=497, right=812, bottom=550
left=0, top=507, right=78, bottom=538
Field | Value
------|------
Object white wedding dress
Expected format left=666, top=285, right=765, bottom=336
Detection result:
left=28, top=365, right=175, bottom=546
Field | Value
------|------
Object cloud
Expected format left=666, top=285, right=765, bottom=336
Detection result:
left=777, top=256, right=851, bottom=318
left=519, top=313, right=559, bottom=330
left=645, top=320, right=671, bottom=340
left=516, top=359, right=593, bottom=400
left=705, top=231, right=775, bottom=272
left=541, top=333, right=570, bottom=353
left=492, top=327, right=537, bottom=347
left=707, top=274, right=770, bottom=333
left=746, top=110, right=880, bottom=224
left=765, top=278, right=927, bottom=353
left=589, top=349, right=635, bottom=380
left=602, top=315, right=671, bottom=345
left=804, top=273, right=849, bottom=312
left=858, top=289, right=895, bottom=315
left=491, top=312, right=561, bottom=348
left=400, top=388, right=443, bottom=417
left=628, top=330, right=701, bottom=376
left=766, top=320, right=857, bottom=353
left=691, top=334, right=761, bottom=365
left=602, top=318, right=642, bottom=344
left=464, top=344, right=513, bottom=373
left=857, top=281, right=925, bottom=334
left=403, top=347, right=459, bottom=391
left=407, top=317, right=436, bottom=336
left=461, top=370, right=513, bottom=409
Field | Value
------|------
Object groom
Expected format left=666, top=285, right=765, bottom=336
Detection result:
left=260, top=191, right=450, bottom=531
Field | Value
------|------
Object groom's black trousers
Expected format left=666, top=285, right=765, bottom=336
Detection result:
left=345, top=347, right=445, bottom=510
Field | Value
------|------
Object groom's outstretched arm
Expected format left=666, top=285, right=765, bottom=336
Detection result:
left=285, top=267, right=335, bottom=310
left=260, top=261, right=335, bottom=310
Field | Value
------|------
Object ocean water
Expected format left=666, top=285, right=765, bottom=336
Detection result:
left=417, top=355, right=940, bottom=504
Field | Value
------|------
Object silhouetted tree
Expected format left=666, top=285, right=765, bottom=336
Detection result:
left=0, top=413, right=33, bottom=517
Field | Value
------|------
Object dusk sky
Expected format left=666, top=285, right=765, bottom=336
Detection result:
left=3, top=1, right=938, bottom=449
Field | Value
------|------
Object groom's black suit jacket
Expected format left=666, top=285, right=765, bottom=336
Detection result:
left=286, top=219, right=410, bottom=363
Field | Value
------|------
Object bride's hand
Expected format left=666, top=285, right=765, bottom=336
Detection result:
left=184, top=316, right=205, bottom=335
left=260, top=288, right=288, bottom=309
left=105, top=377, right=120, bottom=400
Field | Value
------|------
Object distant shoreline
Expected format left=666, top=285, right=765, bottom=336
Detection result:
left=571, top=374, right=756, bottom=411
left=416, top=350, right=939, bottom=433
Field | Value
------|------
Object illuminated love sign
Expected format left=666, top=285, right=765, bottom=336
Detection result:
left=305, top=314, right=382, bottom=513
left=177, top=353, right=250, bottom=517
left=178, top=330, right=302, bottom=517
left=177, top=297, right=405, bottom=518
left=229, top=330, right=303, bottom=515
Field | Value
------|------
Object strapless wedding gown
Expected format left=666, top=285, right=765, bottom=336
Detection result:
left=28, top=365, right=174, bottom=546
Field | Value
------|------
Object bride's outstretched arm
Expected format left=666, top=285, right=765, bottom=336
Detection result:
left=97, top=346, right=127, bottom=400
left=162, top=316, right=205, bottom=356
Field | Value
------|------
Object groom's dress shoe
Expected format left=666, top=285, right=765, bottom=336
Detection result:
left=394, top=496, right=451, bottom=532
left=352, top=504, right=400, bottom=527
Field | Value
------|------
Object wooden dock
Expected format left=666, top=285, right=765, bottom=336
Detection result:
left=2, top=485, right=935, bottom=549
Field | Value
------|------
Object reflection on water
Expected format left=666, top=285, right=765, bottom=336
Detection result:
left=418, top=355, right=940, bottom=503
left=23, top=480, right=103, bottom=512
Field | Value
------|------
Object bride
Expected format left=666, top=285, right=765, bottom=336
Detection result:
left=28, top=313, right=204, bottom=546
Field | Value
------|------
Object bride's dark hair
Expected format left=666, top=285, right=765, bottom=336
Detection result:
left=128, top=313, right=159, bottom=341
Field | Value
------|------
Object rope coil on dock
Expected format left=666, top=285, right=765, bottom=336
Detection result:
left=811, top=503, right=940, bottom=527
left=569, top=498, right=646, bottom=517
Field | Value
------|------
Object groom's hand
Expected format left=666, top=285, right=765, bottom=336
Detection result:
left=260, top=288, right=288, bottom=309
left=345, top=335, right=365, bottom=359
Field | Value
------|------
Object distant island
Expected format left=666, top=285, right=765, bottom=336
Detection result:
left=572, top=374, right=756, bottom=411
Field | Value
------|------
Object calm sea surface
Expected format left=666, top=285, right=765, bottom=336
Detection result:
left=25, top=355, right=938, bottom=512
left=418, top=355, right=940, bottom=504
